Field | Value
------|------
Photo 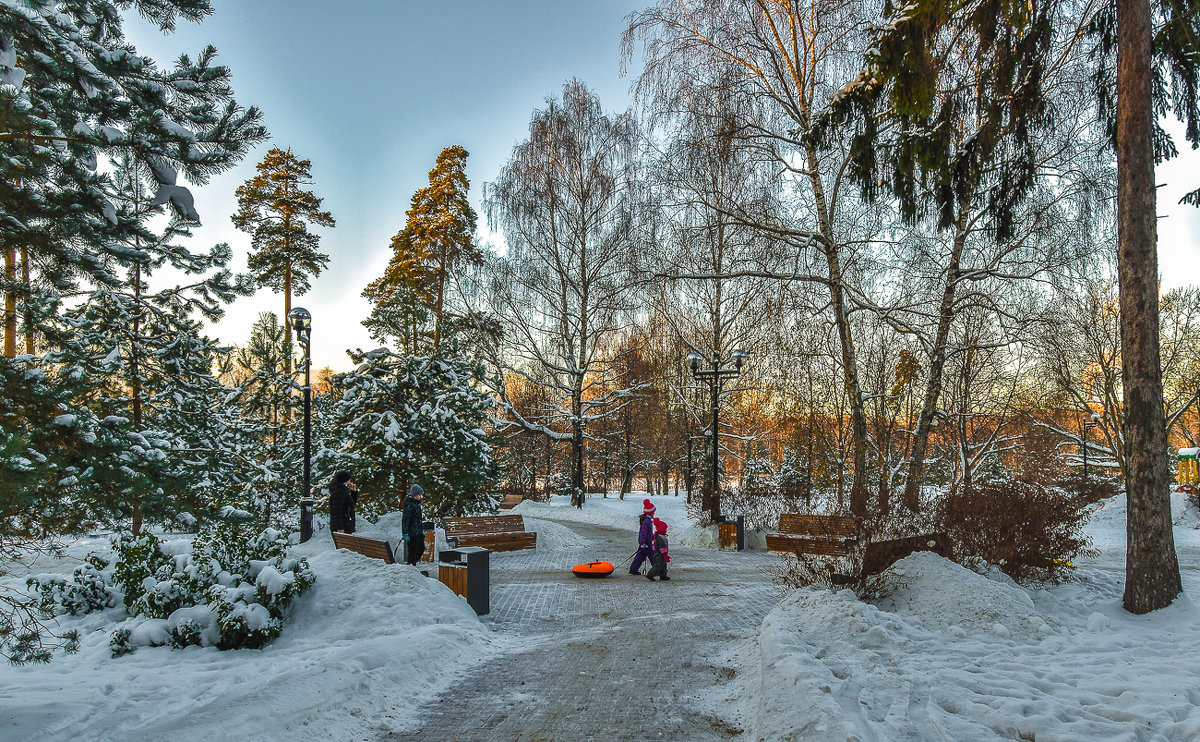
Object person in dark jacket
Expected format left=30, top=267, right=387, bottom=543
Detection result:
left=401, top=484, right=425, bottom=565
left=629, top=499, right=656, bottom=575
left=329, top=470, right=358, bottom=537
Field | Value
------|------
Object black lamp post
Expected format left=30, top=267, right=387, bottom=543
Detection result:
left=685, top=349, right=749, bottom=523
left=1083, top=411, right=1101, bottom=483
left=288, top=307, right=314, bottom=543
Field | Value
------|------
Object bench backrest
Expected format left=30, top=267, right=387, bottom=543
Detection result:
left=332, top=532, right=396, bottom=564
left=444, top=514, right=526, bottom=537
left=778, top=513, right=860, bottom=539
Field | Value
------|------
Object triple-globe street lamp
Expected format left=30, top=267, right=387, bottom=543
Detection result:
left=288, top=307, right=314, bottom=543
left=685, top=349, right=749, bottom=524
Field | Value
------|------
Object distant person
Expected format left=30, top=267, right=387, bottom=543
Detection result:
left=629, top=499, right=656, bottom=575
left=401, top=484, right=426, bottom=565
left=329, top=470, right=358, bottom=537
left=646, top=517, right=671, bottom=581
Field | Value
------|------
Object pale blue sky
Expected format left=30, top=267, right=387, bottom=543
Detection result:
left=125, top=1, right=647, bottom=370
left=124, top=1, right=1200, bottom=371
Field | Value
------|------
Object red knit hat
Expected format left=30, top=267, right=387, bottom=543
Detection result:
left=654, top=518, right=668, bottom=534
left=643, top=499, right=655, bottom=515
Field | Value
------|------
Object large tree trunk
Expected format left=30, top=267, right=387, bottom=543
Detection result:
left=571, top=384, right=585, bottom=508
left=20, top=246, right=32, bottom=354
left=434, top=242, right=446, bottom=351
left=1117, top=0, right=1181, bottom=614
left=284, top=261, right=293, bottom=376
left=3, top=242, right=14, bottom=358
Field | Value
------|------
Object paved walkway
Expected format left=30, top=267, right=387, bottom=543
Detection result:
left=396, top=517, right=782, bottom=741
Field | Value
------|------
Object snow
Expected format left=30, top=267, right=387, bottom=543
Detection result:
left=702, top=493, right=1200, bottom=741
left=1, top=535, right=498, bottom=741
left=6, top=491, right=1200, bottom=739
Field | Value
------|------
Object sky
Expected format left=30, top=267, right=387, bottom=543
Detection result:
left=123, top=1, right=648, bottom=371
left=122, top=1, right=1200, bottom=372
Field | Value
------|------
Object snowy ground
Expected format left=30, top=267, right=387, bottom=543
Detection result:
left=4, top=491, right=1200, bottom=740
left=702, top=491, right=1200, bottom=741
left=0, top=524, right=500, bottom=741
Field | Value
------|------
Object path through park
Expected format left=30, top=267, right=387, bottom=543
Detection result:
left=396, top=514, right=781, bottom=741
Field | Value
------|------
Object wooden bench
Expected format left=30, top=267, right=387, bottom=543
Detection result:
left=497, top=494, right=524, bottom=510
left=860, top=533, right=952, bottom=576
left=444, top=514, right=537, bottom=552
left=765, top=514, right=861, bottom=557
left=332, top=532, right=397, bottom=564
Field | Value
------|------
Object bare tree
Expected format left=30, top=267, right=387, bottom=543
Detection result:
left=480, top=80, right=642, bottom=508
left=627, top=0, right=884, bottom=515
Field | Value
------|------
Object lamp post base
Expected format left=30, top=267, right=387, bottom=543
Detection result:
left=299, top=497, right=314, bottom=543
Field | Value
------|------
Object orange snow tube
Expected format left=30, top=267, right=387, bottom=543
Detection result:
left=572, top=560, right=615, bottom=578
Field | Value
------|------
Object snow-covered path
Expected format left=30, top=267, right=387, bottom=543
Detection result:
left=395, top=513, right=778, bottom=740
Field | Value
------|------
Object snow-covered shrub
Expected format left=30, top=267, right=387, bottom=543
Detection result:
left=112, top=531, right=173, bottom=612
left=109, top=628, right=135, bottom=657
left=319, top=348, right=497, bottom=518
left=27, top=553, right=117, bottom=616
left=934, top=477, right=1097, bottom=583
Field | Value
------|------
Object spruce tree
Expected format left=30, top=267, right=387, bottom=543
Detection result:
left=363, top=146, right=479, bottom=352
left=232, top=147, right=335, bottom=372
left=825, top=0, right=1198, bottom=613
left=319, top=347, right=496, bottom=519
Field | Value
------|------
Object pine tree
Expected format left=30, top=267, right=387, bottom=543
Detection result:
left=0, top=0, right=265, bottom=358
left=232, top=147, right=335, bottom=372
left=363, top=146, right=480, bottom=352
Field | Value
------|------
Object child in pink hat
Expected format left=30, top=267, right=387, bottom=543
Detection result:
left=646, top=517, right=671, bottom=581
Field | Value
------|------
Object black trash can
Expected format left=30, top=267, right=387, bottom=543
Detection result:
left=719, top=515, right=744, bottom=551
left=439, top=546, right=489, bottom=615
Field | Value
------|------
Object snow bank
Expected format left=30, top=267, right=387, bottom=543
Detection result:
left=2, top=539, right=498, bottom=742
left=739, top=540, right=1200, bottom=740
left=876, top=551, right=1051, bottom=637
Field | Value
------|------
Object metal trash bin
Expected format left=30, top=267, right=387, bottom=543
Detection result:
left=718, top=515, right=744, bottom=551
left=439, top=546, right=489, bottom=615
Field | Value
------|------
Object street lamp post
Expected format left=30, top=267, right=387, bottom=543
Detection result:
left=288, top=307, right=314, bottom=543
left=1083, top=411, right=1101, bottom=484
left=685, top=349, right=749, bottom=524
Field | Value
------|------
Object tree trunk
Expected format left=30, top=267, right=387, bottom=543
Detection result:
left=903, top=219, right=968, bottom=510
left=434, top=242, right=446, bottom=351
left=21, top=245, right=32, bottom=354
left=1117, top=0, right=1182, bottom=614
left=571, top=386, right=585, bottom=508
left=3, top=242, right=14, bottom=358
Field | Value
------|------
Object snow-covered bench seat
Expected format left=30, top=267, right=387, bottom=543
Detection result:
left=765, top=514, right=861, bottom=557
left=331, top=532, right=397, bottom=564
left=444, top=515, right=536, bottom=552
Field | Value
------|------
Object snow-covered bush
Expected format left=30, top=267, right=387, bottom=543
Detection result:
left=934, top=477, right=1098, bottom=583
left=112, top=531, right=173, bottom=612
left=27, top=553, right=117, bottom=617
left=108, top=523, right=314, bottom=653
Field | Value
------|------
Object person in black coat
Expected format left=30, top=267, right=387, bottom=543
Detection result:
left=329, top=470, right=358, bottom=537
left=401, top=484, right=425, bottom=565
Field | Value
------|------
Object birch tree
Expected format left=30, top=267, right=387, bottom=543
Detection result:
left=481, top=80, right=641, bottom=508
